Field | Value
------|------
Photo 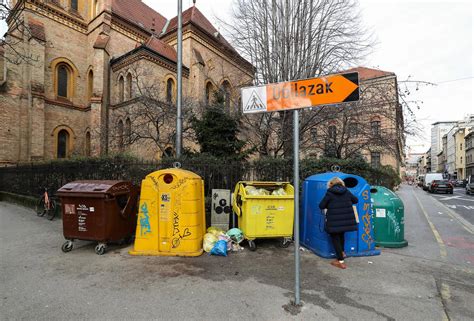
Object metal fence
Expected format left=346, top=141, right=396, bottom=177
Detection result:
left=0, top=159, right=293, bottom=198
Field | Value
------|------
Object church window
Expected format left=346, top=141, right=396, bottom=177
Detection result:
left=205, top=81, right=213, bottom=106
left=71, top=0, right=78, bottom=11
left=119, top=76, right=124, bottom=103
left=57, top=64, right=70, bottom=98
left=126, top=73, right=133, bottom=99
left=87, top=69, right=93, bottom=101
left=221, top=80, right=231, bottom=109
left=117, top=120, right=124, bottom=151
left=57, top=130, right=70, bottom=158
left=85, top=131, right=91, bottom=156
left=166, top=78, right=175, bottom=104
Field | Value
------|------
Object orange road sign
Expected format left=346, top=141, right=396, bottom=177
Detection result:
left=242, top=72, right=359, bottom=114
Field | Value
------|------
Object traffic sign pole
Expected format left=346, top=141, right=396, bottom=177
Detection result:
left=293, top=109, right=301, bottom=305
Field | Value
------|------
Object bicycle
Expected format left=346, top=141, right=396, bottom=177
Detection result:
left=36, top=187, right=57, bottom=221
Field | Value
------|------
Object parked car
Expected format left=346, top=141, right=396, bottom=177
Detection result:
left=423, top=173, right=444, bottom=191
left=417, top=175, right=425, bottom=188
left=466, top=175, right=474, bottom=195
left=455, top=179, right=466, bottom=188
left=429, top=180, right=453, bottom=194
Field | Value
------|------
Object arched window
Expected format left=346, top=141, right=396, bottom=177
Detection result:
left=85, top=131, right=91, bottom=156
left=125, top=118, right=131, bottom=144
left=166, top=78, right=175, bottom=104
left=87, top=69, right=93, bottom=101
left=57, top=64, right=70, bottom=98
left=126, top=73, right=132, bottom=99
left=371, top=120, right=381, bottom=136
left=117, top=120, right=124, bottom=151
left=57, top=129, right=69, bottom=158
left=71, top=0, right=78, bottom=11
left=205, top=82, right=213, bottom=105
left=328, top=125, right=337, bottom=141
left=221, top=80, right=231, bottom=109
left=118, top=76, right=124, bottom=103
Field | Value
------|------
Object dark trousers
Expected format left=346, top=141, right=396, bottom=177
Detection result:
left=330, top=232, right=345, bottom=261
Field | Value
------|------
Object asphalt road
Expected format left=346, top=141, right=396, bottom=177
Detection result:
left=427, top=187, right=474, bottom=225
left=1, top=185, right=473, bottom=321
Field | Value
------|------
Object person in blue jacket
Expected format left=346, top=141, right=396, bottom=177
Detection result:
left=319, top=177, right=359, bottom=269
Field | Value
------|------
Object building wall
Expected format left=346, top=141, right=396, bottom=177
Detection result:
left=466, top=132, right=474, bottom=178
left=431, top=122, right=456, bottom=172
left=454, top=128, right=466, bottom=179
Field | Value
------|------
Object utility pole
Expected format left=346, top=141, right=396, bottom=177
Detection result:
left=176, top=0, right=183, bottom=157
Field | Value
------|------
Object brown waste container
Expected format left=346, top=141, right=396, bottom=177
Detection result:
left=57, top=180, right=139, bottom=255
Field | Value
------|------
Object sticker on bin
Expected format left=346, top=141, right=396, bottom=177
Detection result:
left=65, top=204, right=75, bottom=215
left=376, top=208, right=386, bottom=218
left=90, top=207, right=95, bottom=212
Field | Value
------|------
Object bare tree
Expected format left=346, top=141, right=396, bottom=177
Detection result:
left=223, top=0, right=373, bottom=157
left=1, top=0, right=43, bottom=65
left=109, top=65, right=196, bottom=158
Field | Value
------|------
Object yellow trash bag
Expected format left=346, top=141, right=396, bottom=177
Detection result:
left=207, top=226, right=225, bottom=237
left=203, top=233, right=218, bottom=253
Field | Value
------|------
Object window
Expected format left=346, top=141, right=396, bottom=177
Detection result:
left=221, top=81, right=231, bottom=108
left=127, top=73, right=132, bottom=99
left=460, top=143, right=462, bottom=150
left=460, top=156, right=462, bottom=164
left=125, top=118, right=131, bottom=144
left=310, top=128, right=317, bottom=143
left=205, top=82, right=213, bottom=105
left=57, top=64, right=69, bottom=98
left=117, top=120, right=124, bottom=151
left=85, top=131, right=91, bottom=156
left=57, top=130, right=69, bottom=158
left=166, top=78, right=175, bottom=104
left=328, top=125, right=337, bottom=141
left=371, top=152, right=381, bottom=168
left=118, top=76, right=124, bottom=102
left=349, top=123, right=358, bottom=136
left=71, top=0, right=78, bottom=11
left=87, top=70, right=93, bottom=101
left=371, top=121, right=381, bottom=136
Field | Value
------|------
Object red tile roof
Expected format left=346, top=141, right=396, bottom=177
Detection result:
left=341, top=67, right=395, bottom=80
left=144, top=36, right=177, bottom=63
left=112, top=0, right=167, bottom=34
left=28, top=18, right=46, bottom=42
left=165, top=6, right=235, bottom=53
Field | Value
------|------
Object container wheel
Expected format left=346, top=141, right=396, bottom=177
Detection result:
left=95, top=244, right=106, bottom=255
left=61, top=241, right=73, bottom=253
left=278, top=237, right=292, bottom=248
left=248, top=240, right=256, bottom=251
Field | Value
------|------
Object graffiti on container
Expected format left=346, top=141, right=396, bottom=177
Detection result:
left=140, top=203, right=151, bottom=236
left=171, top=178, right=188, bottom=190
left=386, top=211, right=401, bottom=237
left=171, top=211, right=191, bottom=248
left=361, top=190, right=374, bottom=247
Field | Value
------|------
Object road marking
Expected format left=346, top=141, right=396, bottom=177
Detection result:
left=439, top=281, right=452, bottom=321
left=413, top=192, right=448, bottom=258
left=433, top=200, right=474, bottom=234
left=438, top=196, right=462, bottom=201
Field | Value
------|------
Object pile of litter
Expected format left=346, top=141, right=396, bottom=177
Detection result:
left=204, top=227, right=245, bottom=257
left=245, top=186, right=287, bottom=196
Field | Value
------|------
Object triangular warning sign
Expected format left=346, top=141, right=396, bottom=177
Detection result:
left=244, top=90, right=266, bottom=112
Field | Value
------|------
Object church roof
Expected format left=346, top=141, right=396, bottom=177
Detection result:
left=164, top=6, right=236, bottom=54
left=112, top=0, right=167, bottom=33
left=144, top=36, right=177, bottom=63
left=341, top=67, right=395, bottom=80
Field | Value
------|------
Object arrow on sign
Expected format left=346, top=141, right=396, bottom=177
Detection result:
left=241, top=72, right=359, bottom=114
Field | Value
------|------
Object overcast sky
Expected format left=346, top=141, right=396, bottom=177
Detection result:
left=1, top=0, right=472, bottom=154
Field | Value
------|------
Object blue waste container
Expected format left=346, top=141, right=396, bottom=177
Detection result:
left=300, top=172, right=380, bottom=258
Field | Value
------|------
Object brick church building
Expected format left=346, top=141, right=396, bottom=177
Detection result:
left=0, top=0, right=254, bottom=164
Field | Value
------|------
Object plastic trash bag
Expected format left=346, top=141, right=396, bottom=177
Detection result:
left=257, top=188, right=270, bottom=195
left=210, top=240, right=227, bottom=256
left=207, top=226, right=225, bottom=237
left=226, top=228, right=244, bottom=244
left=245, top=186, right=258, bottom=195
left=271, top=187, right=287, bottom=196
left=218, top=234, right=232, bottom=250
left=203, top=233, right=218, bottom=253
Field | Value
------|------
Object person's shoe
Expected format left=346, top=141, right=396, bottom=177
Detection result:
left=330, top=260, right=347, bottom=269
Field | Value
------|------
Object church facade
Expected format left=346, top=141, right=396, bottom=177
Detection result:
left=0, top=0, right=254, bottom=164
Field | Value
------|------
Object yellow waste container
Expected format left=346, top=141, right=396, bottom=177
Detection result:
left=232, top=181, right=294, bottom=251
left=129, top=168, right=205, bottom=257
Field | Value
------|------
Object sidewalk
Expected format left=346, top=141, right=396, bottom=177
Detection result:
left=1, top=185, right=473, bottom=320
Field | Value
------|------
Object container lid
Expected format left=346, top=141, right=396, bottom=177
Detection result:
left=57, top=180, right=133, bottom=197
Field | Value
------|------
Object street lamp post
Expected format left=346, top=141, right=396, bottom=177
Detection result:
left=176, top=0, right=183, bottom=157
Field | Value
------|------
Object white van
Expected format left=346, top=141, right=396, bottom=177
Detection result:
left=423, top=173, right=444, bottom=190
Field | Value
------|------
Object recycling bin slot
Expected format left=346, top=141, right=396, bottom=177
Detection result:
left=343, top=177, right=358, bottom=188
left=370, top=188, right=378, bottom=193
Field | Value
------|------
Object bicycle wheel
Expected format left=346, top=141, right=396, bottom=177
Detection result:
left=36, top=196, right=46, bottom=217
left=47, top=199, right=57, bottom=221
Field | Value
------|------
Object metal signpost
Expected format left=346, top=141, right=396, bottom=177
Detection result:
left=176, top=0, right=183, bottom=157
left=241, top=72, right=360, bottom=305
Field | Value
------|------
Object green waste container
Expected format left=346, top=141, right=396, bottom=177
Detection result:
left=370, top=186, right=408, bottom=248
